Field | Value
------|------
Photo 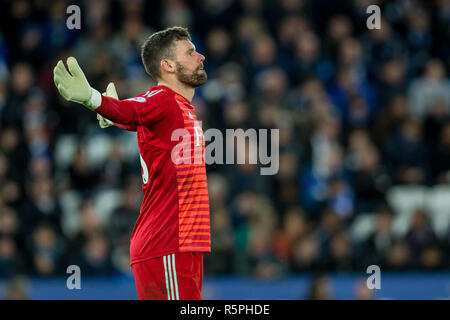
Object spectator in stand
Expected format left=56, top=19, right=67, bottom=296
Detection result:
left=349, top=131, right=391, bottom=214
left=99, top=140, right=131, bottom=189
left=2, top=275, right=29, bottom=300
left=353, top=278, right=374, bottom=300
left=203, top=28, right=233, bottom=78
left=305, top=274, right=333, bottom=300
left=430, top=122, right=450, bottom=184
left=19, top=176, right=63, bottom=237
left=316, top=208, right=343, bottom=265
left=67, top=146, right=100, bottom=194
left=373, top=94, right=409, bottom=148
left=204, top=207, right=235, bottom=274
left=273, top=207, right=309, bottom=264
left=28, top=223, right=64, bottom=277
left=383, top=118, right=429, bottom=185
left=359, top=205, right=396, bottom=269
left=376, top=56, right=407, bottom=109
left=384, top=240, right=411, bottom=271
left=291, top=231, right=322, bottom=273
left=107, top=176, right=141, bottom=274
left=0, top=235, right=22, bottom=277
left=405, top=208, right=442, bottom=269
left=74, top=232, right=115, bottom=276
left=325, top=231, right=356, bottom=272
left=408, top=59, right=450, bottom=120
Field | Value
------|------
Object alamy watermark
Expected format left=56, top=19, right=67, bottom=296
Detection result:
left=66, top=265, right=81, bottom=290
left=66, top=5, right=81, bottom=30
left=366, top=5, right=381, bottom=30
left=65, top=4, right=381, bottom=31
left=366, top=265, right=381, bottom=290
left=169, top=122, right=279, bottom=175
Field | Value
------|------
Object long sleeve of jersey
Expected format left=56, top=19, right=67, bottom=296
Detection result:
left=94, top=91, right=167, bottom=127
left=114, top=122, right=137, bottom=132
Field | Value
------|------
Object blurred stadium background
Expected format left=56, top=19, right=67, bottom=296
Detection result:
left=0, top=0, right=449, bottom=299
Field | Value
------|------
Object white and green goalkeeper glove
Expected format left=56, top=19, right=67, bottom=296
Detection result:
left=97, top=82, right=118, bottom=128
left=53, top=57, right=102, bottom=110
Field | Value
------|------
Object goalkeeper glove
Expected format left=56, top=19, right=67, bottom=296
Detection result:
left=97, top=82, right=118, bottom=128
left=53, top=57, right=102, bottom=110
left=97, top=114, right=114, bottom=128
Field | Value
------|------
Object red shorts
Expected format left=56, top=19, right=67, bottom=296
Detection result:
left=131, top=252, right=204, bottom=300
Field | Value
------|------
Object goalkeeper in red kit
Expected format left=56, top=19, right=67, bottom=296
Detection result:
left=53, top=27, right=211, bottom=300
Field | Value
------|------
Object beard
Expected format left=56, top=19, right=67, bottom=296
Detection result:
left=175, top=62, right=207, bottom=88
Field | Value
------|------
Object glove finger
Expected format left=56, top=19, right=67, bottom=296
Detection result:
left=106, top=82, right=118, bottom=99
left=99, top=117, right=108, bottom=128
left=54, top=73, right=65, bottom=87
left=54, top=61, right=70, bottom=80
left=67, top=57, right=84, bottom=78
left=97, top=115, right=107, bottom=124
left=58, top=84, right=73, bottom=101
left=57, top=84, right=68, bottom=99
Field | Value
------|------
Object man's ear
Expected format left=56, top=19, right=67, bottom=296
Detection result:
left=161, top=59, right=175, bottom=74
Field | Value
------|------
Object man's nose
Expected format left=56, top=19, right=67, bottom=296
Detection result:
left=198, top=53, right=205, bottom=62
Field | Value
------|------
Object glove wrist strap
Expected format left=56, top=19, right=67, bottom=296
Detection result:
left=85, top=88, right=102, bottom=110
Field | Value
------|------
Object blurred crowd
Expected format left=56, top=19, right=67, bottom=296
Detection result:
left=0, top=0, right=450, bottom=291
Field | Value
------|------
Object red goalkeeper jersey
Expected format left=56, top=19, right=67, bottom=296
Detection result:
left=94, top=85, right=211, bottom=264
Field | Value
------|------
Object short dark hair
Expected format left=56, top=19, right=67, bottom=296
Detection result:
left=141, top=26, right=191, bottom=81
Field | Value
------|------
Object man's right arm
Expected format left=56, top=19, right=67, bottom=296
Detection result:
left=98, top=112, right=138, bottom=131
left=97, top=83, right=137, bottom=131
left=53, top=57, right=164, bottom=127
left=94, top=95, right=141, bottom=126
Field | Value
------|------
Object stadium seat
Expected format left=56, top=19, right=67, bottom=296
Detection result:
left=350, top=213, right=375, bottom=241
left=60, top=189, right=83, bottom=238
left=392, top=212, right=412, bottom=238
left=387, top=186, right=428, bottom=237
left=424, top=185, right=450, bottom=239
left=117, top=131, right=140, bottom=162
left=54, top=134, right=79, bottom=169
left=386, top=186, right=427, bottom=217
left=94, top=189, right=122, bottom=223
left=85, top=134, right=113, bottom=167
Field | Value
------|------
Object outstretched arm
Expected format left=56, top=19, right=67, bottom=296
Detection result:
left=54, top=57, right=140, bottom=126
left=97, top=83, right=138, bottom=132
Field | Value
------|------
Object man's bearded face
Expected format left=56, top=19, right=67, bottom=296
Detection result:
left=175, top=61, right=207, bottom=88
